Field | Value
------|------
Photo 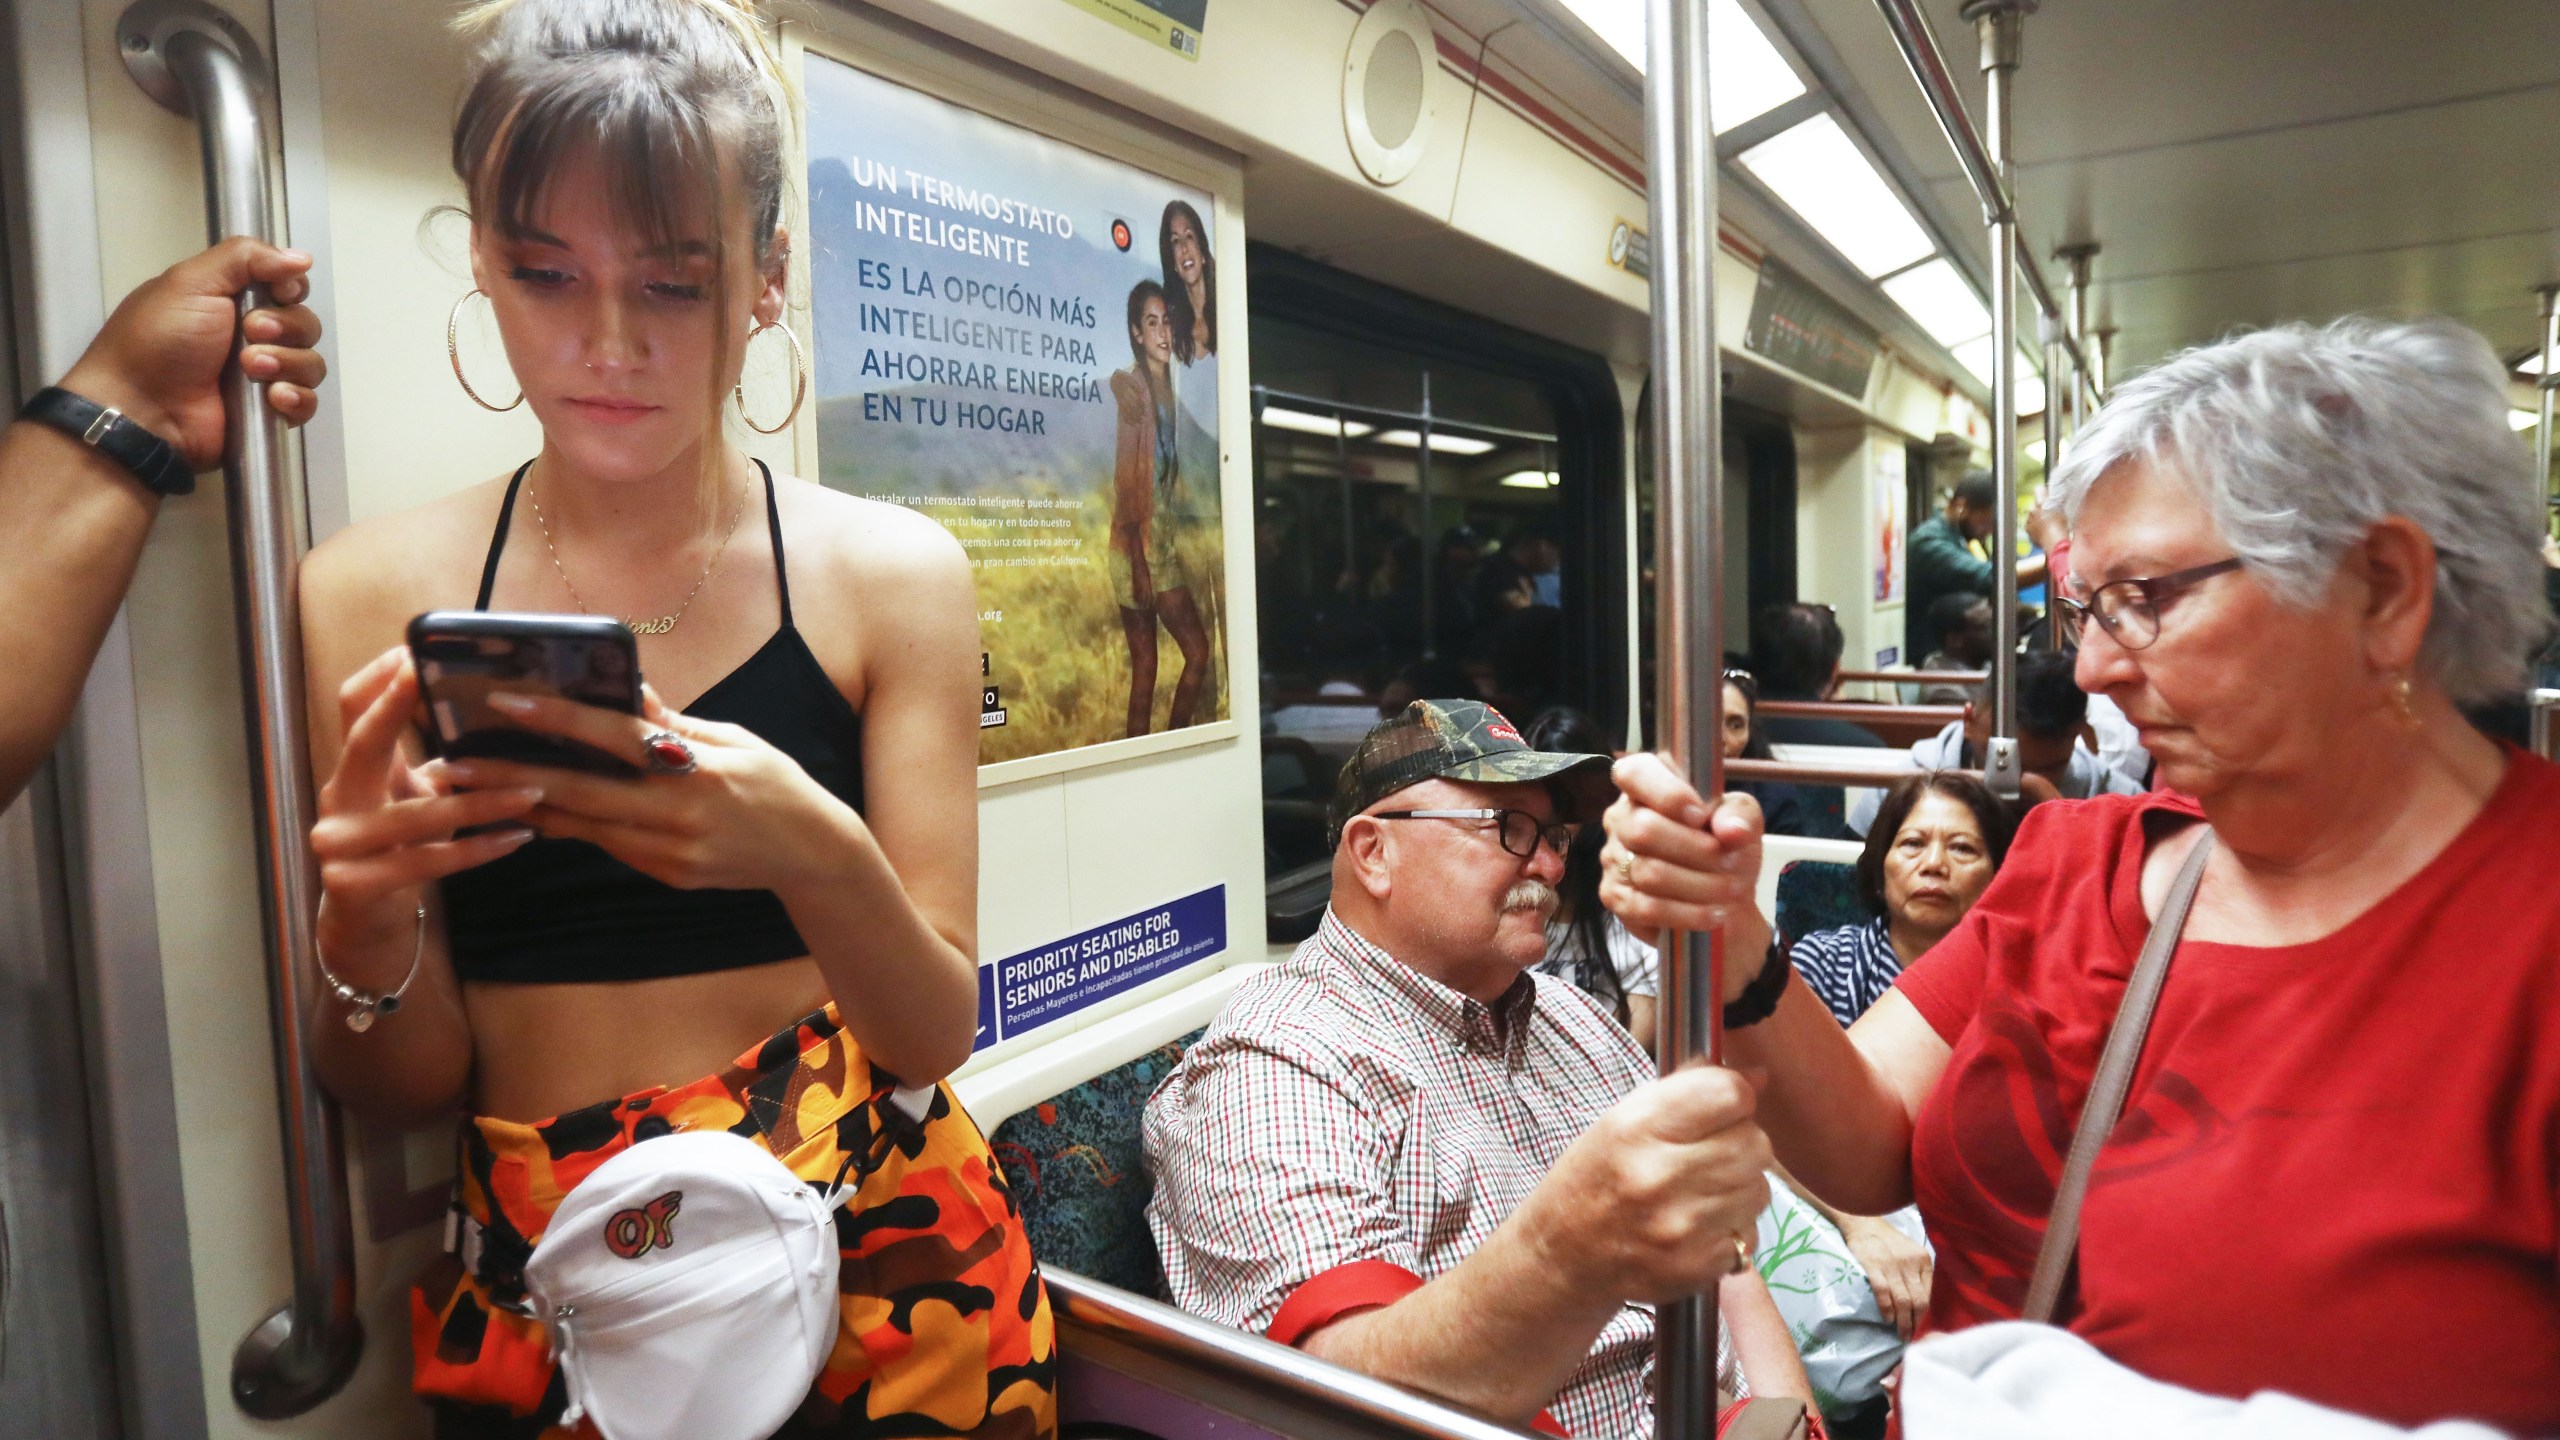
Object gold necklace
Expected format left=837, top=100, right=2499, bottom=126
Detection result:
left=527, top=469, right=749, bottom=636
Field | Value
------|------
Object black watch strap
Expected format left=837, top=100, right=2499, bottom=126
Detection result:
left=1722, top=940, right=1792, bottom=1031
left=19, top=386, right=195, bottom=496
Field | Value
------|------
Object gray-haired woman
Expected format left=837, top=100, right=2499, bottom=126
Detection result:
left=1600, top=317, right=2560, bottom=1433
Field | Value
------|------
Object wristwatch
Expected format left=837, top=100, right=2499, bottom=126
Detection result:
left=1722, top=941, right=1792, bottom=1030
left=17, top=385, right=195, bottom=496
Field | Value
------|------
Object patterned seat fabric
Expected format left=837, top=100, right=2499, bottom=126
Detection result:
left=990, top=1029, right=1205, bottom=1297
left=1776, top=860, right=1865, bottom=952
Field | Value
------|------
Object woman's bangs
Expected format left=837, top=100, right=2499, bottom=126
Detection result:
left=477, top=81, right=726, bottom=261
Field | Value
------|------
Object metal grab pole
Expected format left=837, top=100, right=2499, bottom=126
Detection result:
left=1963, top=0, right=2032, bottom=797
left=1644, top=0, right=1723, bottom=1432
left=117, top=0, right=361, bottom=1419
left=2536, top=286, right=2557, bottom=519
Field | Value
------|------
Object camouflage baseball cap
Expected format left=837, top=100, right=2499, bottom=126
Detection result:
left=1327, top=699, right=1616, bottom=847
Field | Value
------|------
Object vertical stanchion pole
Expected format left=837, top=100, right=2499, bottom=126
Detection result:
left=2093, top=327, right=2115, bottom=402
left=1645, top=0, right=1723, bottom=1432
left=1419, top=371, right=1436, bottom=658
left=1962, top=0, right=2033, bottom=797
left=2536, top=286, right=2557, bottom=529
left=2056, top=243, right=2096, bottom=443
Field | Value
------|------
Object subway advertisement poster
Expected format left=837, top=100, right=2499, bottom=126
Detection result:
left=805, top=54, right=1229, bottom=767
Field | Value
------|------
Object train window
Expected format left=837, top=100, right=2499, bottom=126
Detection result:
left=1248, top=250, right=1625, bottom=934
left=1631, top=385, right=1799, bottom=746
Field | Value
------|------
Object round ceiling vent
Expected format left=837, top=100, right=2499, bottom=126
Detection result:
left=1343, top=0, right=1440, bottom=187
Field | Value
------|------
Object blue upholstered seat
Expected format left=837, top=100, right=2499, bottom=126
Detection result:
left=989, top=1029, right=1205, bottom=1296
left=1775, top=859, right=1865, bottom=952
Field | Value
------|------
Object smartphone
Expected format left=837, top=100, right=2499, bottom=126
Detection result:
left=408, top=611, right=643, bottom=776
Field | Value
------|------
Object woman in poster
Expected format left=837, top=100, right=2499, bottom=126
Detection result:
left=1161, top=199, right=1216, bottom=363
left=1111, top=280, right=1212, bottom=736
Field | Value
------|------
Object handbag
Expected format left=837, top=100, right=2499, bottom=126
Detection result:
left=2020, top=829, right=2215, bottom=1324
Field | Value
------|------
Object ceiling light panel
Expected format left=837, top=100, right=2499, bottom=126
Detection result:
left=1879, top=258, right=1990, bottom=347
left=1952, top=337, right=2048, bottom=417
left=1499, top=470, right=1562, bottom=489
left=1259, top=405, right=1373, bottom=438
left=1373, top=429, right=1499, bottom=455
left=2513, top=409, right=2540, bottom=431
left=1736, top=113, right=1934, bottom=278
left=1551, top=0, right=1806, bottom=134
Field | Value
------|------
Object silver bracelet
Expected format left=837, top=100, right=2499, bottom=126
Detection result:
left=316, top=899, right=425, bottom=1033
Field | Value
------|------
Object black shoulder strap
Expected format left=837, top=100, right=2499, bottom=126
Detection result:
left=475, top=460, right=536, bottom=611
left=755, top=458, right=790, bottom=627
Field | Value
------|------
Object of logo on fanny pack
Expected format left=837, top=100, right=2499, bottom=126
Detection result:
left=604, top=1190, right=684, bottom=1259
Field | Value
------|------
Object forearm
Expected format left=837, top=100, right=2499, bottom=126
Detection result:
left=308, top=902, right=474, bottom=1126
left=1725, top=974, right=1916, bottom=1214
left=2018, top=552, right=2050, bottom=589
left=1718, top=1267, right=1811, bottom=1402
left=0, top=419, right=162, bottom=804
left=1302, top=1222, right=1623, bottom=1425
left=773, top=793, right=979, bottom=1085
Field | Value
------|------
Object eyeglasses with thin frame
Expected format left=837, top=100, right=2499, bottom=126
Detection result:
left=2053, top=557, right=2244, bottom=651
left=1368, top=808, right=1576, bottom=859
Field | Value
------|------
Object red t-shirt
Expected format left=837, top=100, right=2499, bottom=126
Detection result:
left=1896, top=751, right=2560, bottom=1434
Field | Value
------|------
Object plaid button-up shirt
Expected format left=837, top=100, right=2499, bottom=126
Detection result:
left=1145, top=910, right=1690, bottom=1439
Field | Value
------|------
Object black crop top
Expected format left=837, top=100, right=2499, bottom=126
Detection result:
left=441, top=460, right=866, bottom=984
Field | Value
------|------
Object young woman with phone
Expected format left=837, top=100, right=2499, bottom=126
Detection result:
left=295, top=3, right=1053, bottom=1435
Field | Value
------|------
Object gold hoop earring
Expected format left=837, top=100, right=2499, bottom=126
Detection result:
left=734, top=321, right=808, bottom=435
left=447, top=289, right=522, bottom=412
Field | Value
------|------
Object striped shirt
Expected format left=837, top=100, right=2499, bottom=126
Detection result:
left=1790, top=916, right=1902, bottom=1028
left=1145, top=909, right=1706, bottom=1438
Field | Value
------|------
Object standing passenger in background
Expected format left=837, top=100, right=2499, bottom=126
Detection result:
left=295, top=4, right=1052, bottom=1435
left=1111, top=280, right=1212, bottom=736
left=1907, top=470, right=2050, bottom=662
left=0, top=239, right=327, bottom=809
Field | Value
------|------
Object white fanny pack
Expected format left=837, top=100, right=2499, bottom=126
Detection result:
left=520, top=1129, right=844, bottom=1440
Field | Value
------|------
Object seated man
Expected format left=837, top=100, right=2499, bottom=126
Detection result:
left=1846, top=651, right=2142, bottom=836
left=1146, top=699, right=1805, bottom=1436
left=1913, top=594, right=1993, bottom=704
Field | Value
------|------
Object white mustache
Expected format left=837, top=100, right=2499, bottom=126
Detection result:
left=1502, top=879, right=1559, bottom=917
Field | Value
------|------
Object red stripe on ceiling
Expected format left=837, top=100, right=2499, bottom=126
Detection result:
left=1432, top=32, right=1648, bottom=192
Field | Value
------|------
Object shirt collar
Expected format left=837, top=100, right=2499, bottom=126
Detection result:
left=1318, top=909, right=1539, bottom=1052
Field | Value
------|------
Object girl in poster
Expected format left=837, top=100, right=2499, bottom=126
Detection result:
left=1111, top=280, right=1213, bottom=736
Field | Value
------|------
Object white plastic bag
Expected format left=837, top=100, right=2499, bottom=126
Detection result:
left=1753, top=1174, right=1928, bottom=1416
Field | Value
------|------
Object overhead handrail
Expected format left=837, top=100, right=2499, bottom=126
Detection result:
left=1643, top=0, right=1724, bottom=1430
left=1869, top=0, right=2096, bottom=414
left=1047, top=1269, right=1549, bottom=1440
left=116, top=0, right=359, bottom=1418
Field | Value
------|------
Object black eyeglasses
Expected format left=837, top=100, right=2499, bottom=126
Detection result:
left=1369, top=808, right=1575, bottom=859
left=2053, top=557, right=2243, bottom=651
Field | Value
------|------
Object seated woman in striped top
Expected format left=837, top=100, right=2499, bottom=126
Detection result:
left=1792, top=772, right=2012, bottom=1029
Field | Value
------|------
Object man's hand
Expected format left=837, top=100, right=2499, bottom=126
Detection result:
left=1526, top=1065, right=1772, bottom=1304
left=1836, top=1214, right=1933, bottom=1339
left=56, top=237, right=325, bottom=471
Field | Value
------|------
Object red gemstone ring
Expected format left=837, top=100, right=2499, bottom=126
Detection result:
left=641, top=730, right=698, bottom=775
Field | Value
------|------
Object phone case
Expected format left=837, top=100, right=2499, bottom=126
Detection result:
left=408, top=611, right=643, bottom=776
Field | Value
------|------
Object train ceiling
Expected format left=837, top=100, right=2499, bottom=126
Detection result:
left=1792, top=0, right=2560, bottom=376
